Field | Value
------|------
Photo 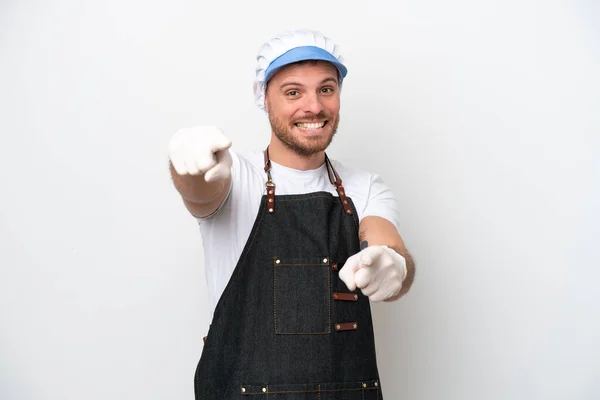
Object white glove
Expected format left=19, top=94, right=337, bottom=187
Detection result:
left=339, top=245, right=407, bottom=302
left=169, top=126, right=233, bottom=182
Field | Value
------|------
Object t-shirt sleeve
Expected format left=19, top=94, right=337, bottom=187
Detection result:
left=361, top=173, right=401, bottom=232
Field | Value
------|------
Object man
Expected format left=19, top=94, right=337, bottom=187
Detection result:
left=169, top=29, right=414, bottom=399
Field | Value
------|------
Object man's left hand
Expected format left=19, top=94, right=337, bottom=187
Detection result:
left=339, top=246, right=407, bottom=302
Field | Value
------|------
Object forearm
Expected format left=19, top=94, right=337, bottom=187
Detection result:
left=359, top=216, right=415, bottom=299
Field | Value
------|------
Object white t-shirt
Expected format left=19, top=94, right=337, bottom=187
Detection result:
left=196, top=151, right=400, bottom=315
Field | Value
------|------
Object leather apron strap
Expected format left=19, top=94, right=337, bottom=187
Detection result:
left=263, top=147, right=353, bottom=215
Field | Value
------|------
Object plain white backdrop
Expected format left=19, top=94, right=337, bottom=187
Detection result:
left=1, top=1, right=599, bottom=399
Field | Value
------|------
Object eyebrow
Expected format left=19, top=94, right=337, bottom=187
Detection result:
left=279, top=77, right=339, bottom=89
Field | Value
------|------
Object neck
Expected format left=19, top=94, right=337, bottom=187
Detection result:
left=268, top=134, right=326, bottom=170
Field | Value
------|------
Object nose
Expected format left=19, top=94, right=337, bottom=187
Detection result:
left=303, top=92, right=324, bottom=115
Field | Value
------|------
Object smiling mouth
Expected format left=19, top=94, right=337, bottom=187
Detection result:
left=294, top=121, right=328, bottom=130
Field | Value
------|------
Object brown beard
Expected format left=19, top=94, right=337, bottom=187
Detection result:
left=268, top=111, right=340, bottom=157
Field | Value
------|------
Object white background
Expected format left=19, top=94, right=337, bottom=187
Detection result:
left=1, top=1, right=599, bottom=399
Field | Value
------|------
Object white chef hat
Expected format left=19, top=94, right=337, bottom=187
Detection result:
left=253, top=29, right=348, bottom=110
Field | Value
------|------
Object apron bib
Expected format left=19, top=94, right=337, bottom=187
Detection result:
left=194, top=149, right=383, bottom=399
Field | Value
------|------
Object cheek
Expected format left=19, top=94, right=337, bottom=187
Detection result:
left=324, top=97, right=340, bottom=114
left=274, top=105, right=299, bottom=122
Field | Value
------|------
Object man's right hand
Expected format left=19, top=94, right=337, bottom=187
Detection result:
left=169, top=126, right=233, bottom=182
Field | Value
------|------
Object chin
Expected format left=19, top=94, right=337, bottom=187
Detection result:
left=299, top=136, right=335, bottom=155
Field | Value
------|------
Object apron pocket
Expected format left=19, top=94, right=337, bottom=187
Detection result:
left=240, top=380, right=380, bottom=399
left=273, top=256, right=331, bottom=334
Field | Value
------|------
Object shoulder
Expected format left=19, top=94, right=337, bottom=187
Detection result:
left=231, top=150, right=264, bottom=176
left=328, top=157, right=400, bottom=231
left=328, top=158, right=376, bottom=193
left=228, top=149, right=268, bottom=197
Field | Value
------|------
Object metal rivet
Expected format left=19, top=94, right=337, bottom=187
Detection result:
left=275, top=259, right=281, bottom=264
left=374, top=381, right=379, bottom=387
left=346, top=209, right=352, bottom=214
left=344, top=200, right=348, bottom=204
left=332, top=263, right=338, bottom=271
left=262, top=388, right=267, bottom=393
left=323, top=258, right=328, bottom=264
left=340, top=191, right=344, bottom=195
left=335, top=324, right=341, bottom=330
left=268, top=190, right=273, bottom=194
left=353, top=324, right=357, bottom=329
left=268, top=198, right=273, bottom=202
left=333, top=294, right=338, bottom=299
left=362, top=383, right=367, bottom=388
left=269, top=208, right=274, bottom=213
left=354, top=294, right=358, bottom=300
left=241, top=387, right=246, bottom=393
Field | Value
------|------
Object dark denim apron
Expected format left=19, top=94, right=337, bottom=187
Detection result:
left=194, top=149, right=383, bottom=399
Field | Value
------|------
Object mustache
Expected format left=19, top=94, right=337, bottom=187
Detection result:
left=293, top=112, right=329, bottom=122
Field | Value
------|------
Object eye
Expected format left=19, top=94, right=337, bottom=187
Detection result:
left=321, top=87, right=335, bottom=94
left=286, top=90, right=300, bottom=97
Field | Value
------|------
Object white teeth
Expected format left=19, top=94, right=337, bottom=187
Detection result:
left=296, top=121, right=325, bottom=130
